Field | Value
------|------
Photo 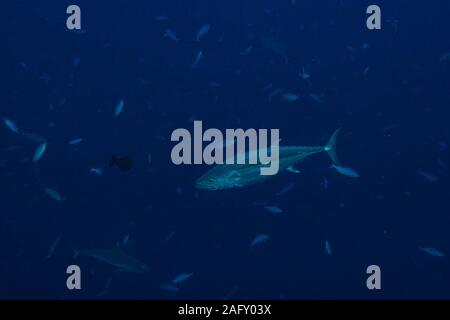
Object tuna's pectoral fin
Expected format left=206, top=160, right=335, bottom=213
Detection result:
left=286, top=166, right=300, bottom=174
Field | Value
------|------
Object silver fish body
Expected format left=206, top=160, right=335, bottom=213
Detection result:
left=196, top=129, right=341, bottom=190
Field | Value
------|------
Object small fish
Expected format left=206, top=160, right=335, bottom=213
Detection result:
left=164, top=28, right=180, bottom=41
left=240, top=46, right=252, bottom=56
left=282, top=93, right=299, bottom=101
left=160, top=284, right=179, bottom=293
left=72, top=57, right=81, bottom=67
left=325, top=241, right=332, bottom=255
left=417, top=170, right=438, bottom=182
left=251, top=234, right=269, bottom=249
left=275, top=183, right=295, bottom=196
left=330, top=164, right=360, bottom=178
left=346, top=45, right=358, bottom=54
left=32, top=143, right=47, bottom=162
left=44, top=188, right=66, bottom=202
left=196, top=24, right=211, bottom=41
left=438, top=141, right=448, bottom=152
left=418, top=247, right=444, bottom=257
left=309, top=93, right=324, bottom=104
left=298, top=67, right=310, bottom=80
left=363, top=66, right=370, bottom=77
left=320, top=177, right=329, bottom=190
left=122, top=234, right=130, bottom=246
left=68, top=138, right=83, bottom=145
left=114, top=99, right=124, bottom=118
left=90, top=167, right=103, bottom=175
left=39, top=72, right=50, bottom=84
left=437, top=157, right=447, bottom=171
left=286, top=166, right=300, bottom=174
left=45, top=237, right=61, bottom=259
left=2, top=145, right=21, bottom=153
left=263, top=205, right=283, bottom=214
left=109, top=154, right=133, bottom=172
left=260, top=35, right=288, bottom=64
left=191, top=51, right=203, bottom=68
left=96, top=278, right=113, bottom=298
left=267, top=88, right=286, bottom=102
left=224, top=285, right=239, bottom=300
left=440, top=52, right=450, bottom=63
left=208, top=81, right=221, bottom=88
left=172, top=273, right=194, bottom=285
left=3, top=118, right=20, bottom=134
left=382, top=14, right=399, bottom=28
left=262, top=83, right=273, bottom=92
left=154, top=15, right=169, bottom=21
left=23, top=132, right=47, bottom=143
left=164, top=231, right=176, bottom=243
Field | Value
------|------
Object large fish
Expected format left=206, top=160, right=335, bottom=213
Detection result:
left=66, top=242, right=149, bottom=273
left=196, top=128, right=341, bottom=190
left=260, top=35, right=289, bottom=64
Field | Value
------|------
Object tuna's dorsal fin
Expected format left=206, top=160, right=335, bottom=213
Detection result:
left=227, top=171, right=241, bottom=179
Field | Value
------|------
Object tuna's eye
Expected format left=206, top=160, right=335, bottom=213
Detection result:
left=208, top=178, right=215, bottom=184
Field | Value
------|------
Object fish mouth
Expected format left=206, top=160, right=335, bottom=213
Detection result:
left=195, top=179, right=218, bottom=190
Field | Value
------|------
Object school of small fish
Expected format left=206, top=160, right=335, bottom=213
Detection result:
left=1, top=2, right=448, bottom=299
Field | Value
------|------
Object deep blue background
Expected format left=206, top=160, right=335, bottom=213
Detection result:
left=1, top=0, right=450, bottom=299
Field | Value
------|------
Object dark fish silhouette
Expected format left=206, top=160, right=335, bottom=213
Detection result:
left=109, top=154, right=133, bottom=172
left=61, top=239, right=149, bottom=273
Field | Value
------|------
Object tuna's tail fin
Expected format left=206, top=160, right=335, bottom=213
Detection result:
left=324, top=128, right=342, bottom=166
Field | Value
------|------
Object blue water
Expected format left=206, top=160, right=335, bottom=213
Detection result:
left=1, top=0, right=450, bottom=299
